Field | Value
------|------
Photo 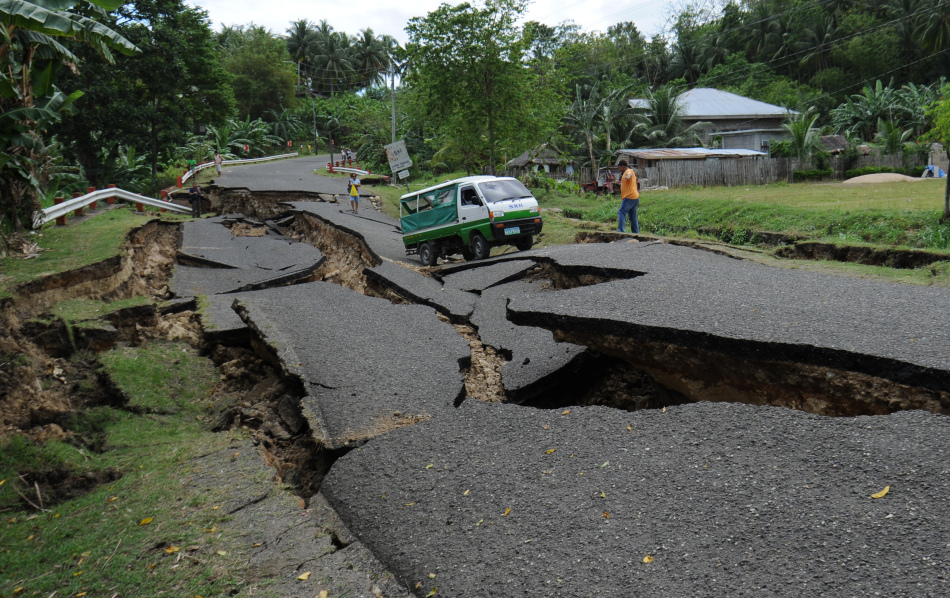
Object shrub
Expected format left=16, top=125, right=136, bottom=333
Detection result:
left=562, top=208, right=584, bottom=219
left=793, top=169, right=833, bottom=181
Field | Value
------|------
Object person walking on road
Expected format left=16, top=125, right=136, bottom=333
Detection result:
left=188, top=182, right=203, bottom=218
left=348, top=172, right=361, bottom=213
left=617, top=160, right=639, bottom=233
left=214, top=152, right=223, bottom=177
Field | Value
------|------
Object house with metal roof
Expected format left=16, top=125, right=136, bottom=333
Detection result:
left=629, top=88, right=796, bottom=152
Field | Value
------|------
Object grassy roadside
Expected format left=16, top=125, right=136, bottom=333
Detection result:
left=0, top=207, right=189, bottom=299
left=0, top=341, right=262, bottom=597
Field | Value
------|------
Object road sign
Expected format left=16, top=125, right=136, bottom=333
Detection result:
left=398, top=170, right=410, bottom=179
left=384, top=140, right=413, bottom=173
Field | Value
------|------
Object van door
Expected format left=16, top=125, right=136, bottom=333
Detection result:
left=457, top=184, right=489, bottom=241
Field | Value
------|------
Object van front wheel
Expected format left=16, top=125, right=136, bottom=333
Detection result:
left=471, top=233, right=491, bottom=260
left=419, top=242, right=438, bottom=266
left=514, top=236, right=533, bottom=251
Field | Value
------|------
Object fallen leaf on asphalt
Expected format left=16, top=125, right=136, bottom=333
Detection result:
left=871, top=486, right=890, bottom=499
left=426, top=464, right=433, bottom=469
left=405, top=502, right=415, bottom=506
left=643, top=555, right=654, bottom=563
left=429, top=573, right=436, bottom=579
left=546, top=448, right=557, bottom=454
left=165, top=546, right=180, bottom=554
left=463, top=489, right=470, bottom=495
left=139, top=517, right=153, bottom=526
left=318, top=591, right=328, bottom=598
left=627, top=425, right=632, bottom=431
left=600, top=491, right=606, bottom=498
left=297, top=571, right=311, bottom=580
left=503, top=507, right=511, bottom=517
left=415, top=582, right=422, bottom=589
left=662, top=407, right=666, bottom=413
left=475, top=519, right=483, bottom=526
left=600, top=461, right=609, bottom=468
left=561, top=410, right=571, bottom=415
left=426, top=588, right=437, bottom=597
left=217, top=550, right=227, bottom=556
left=542, top=425, right=550, bottom=430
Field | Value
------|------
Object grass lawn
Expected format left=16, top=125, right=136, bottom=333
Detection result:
left=0, top=207, right=189, bottom=299
left=374, top=176, right=950, bottom=252
left=0, top=340, right=262, bottom=597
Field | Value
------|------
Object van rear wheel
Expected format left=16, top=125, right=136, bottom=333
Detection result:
left=471, top=233, right=491, bottom=260
left=419, top=242, right=438, bottom=266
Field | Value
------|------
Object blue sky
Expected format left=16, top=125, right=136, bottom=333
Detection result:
left=190, top=0, right=674, bottom=44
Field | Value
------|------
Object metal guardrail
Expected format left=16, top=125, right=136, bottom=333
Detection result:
left=181, top=152, right=299, bottom=183
left=327, top=166, right=369, bottom=176
left=34, top=188, right=191, bottom=227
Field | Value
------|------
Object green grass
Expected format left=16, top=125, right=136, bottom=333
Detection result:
left=0, top=340, right=253, bottom=597
left=0, top=207, right=189, bottom=299
left=49, top=296, right=152, bottom=325
left=99, top=341, right=211, bottom=414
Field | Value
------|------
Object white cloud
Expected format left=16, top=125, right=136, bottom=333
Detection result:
left=189, top=0, right=672, bottom=44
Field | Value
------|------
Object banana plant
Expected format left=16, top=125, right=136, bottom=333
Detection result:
left=1, top=0, right=138, bottom=231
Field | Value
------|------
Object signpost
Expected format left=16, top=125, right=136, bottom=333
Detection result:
left=385, top=140, right=413, bottom=191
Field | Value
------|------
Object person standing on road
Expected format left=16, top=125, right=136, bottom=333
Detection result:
left=348, top=172, right=361, bottom=213
left=188, top=182, right=203, bottom=218
left=214, top=152, right=223, bottom=177
left=617, top=160, right=639, bottom=233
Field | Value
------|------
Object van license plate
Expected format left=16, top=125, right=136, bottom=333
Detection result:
left=504, top=227, right=520, bottom=235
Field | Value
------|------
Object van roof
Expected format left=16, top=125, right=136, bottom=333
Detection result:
left=399, top=175, right=516, bottom=201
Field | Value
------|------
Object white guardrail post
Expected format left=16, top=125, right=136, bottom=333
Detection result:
left=34, top=152, right=301, bottom=228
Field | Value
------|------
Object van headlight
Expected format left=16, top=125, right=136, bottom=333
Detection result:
left=490, top=210, right=504, bottom=218
left=529, top=206, right=539, bottom=213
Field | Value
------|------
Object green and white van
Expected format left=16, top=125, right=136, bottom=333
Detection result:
left=400, top=176, right=543, bottom=266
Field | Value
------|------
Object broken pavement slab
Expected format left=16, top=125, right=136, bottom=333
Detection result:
left=178, top=218, right=324, bottom=271
left=470, top=281, right=587, bottom=403
left=286, top=200, right=410, bottom=264
left=365, top=261, right=478, bottom=323
left=438, top=259, right=537, bottom=293
left=507, top=242, right=950, bottom=414
left=232, top=282, right=469, bottom=449
left=184, top=438, right=410, bottom=598
left=322, top=399, right=950, bottom=597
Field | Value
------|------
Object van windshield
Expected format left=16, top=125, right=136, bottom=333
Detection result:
left=477, top=180, right=532, bottom=203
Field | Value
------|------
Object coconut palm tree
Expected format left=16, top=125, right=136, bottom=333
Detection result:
left=312, top=29, right=355, bottom=95
left=629, top=86, right=709, bottom=148
left=564, top=84, right=604, bottom=170
left=781, top=109, right=822, bottom=159
left=351, top=28, right=390, bottom=89
left=286, top=19, right=318, bottom=63
left=874, top=119, right=913, bottom=155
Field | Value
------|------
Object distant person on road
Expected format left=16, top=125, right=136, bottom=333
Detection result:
left=617, top=160, right=639, bottom=234
left=214, top=152, right=223, bottom=177
left=348, top=172, right=361, bottom=213
left=188, top=182, right=203, bottom=218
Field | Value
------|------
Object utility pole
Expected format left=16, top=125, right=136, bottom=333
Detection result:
left=391, top=66, right=396, bottom=145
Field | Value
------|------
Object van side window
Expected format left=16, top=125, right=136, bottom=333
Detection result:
left=460, top=187, right=481, bottom=206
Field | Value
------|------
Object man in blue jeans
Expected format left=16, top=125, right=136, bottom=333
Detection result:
left=617, top=160, right=639, bottom=233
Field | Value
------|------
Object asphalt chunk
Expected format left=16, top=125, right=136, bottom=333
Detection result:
left=323, top=400, right=950, bottom=598
left=233, top=282, right=469, bottom=448
left=439, top=259, right=537, bottom=293
left=365, top=261, right=478, bottom=323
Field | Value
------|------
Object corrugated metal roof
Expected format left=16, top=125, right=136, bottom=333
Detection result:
left=616, top=147, right=766, bottom=160
left=628, top=88, right=796, bottom=119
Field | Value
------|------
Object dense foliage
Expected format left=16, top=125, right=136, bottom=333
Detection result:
left=7, top=0, right=950, bottom=232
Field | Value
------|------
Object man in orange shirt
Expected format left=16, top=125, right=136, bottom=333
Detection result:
left=617, top=160, right=639, bottom=233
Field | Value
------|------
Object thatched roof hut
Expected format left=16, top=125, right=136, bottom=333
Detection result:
left=818, top=135, right=849, bottom=155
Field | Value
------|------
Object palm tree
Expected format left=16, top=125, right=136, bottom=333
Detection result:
left=286, top=19, right=318, bottom=63
left=312, top=29, right=355, bottom=95
left=781, top=109, right=822, bottom=159
left=351, top=28, right=390, bottom=89
left=916, top=0, right=950, bottom=51
left=630, top=86, right=709, bottom=148
left=599, top=85, right=634, bottom=153
left=798, top=14, right=836, bottom=73
left=266, top=106, right=303, bottom=141
left=874, top=118, right=913, bottom=155
left=830, top=80, right=898, bottom=140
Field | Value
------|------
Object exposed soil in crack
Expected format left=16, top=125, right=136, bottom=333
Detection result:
left=524, top=261, right=643, bottom=290
left=775, top=241, right=950, bottom=270
left=285, top=211, right=381, bottom=293
left=453, top=322, right=509, bottom=403
left=550, top=329, right=950, bottom=417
